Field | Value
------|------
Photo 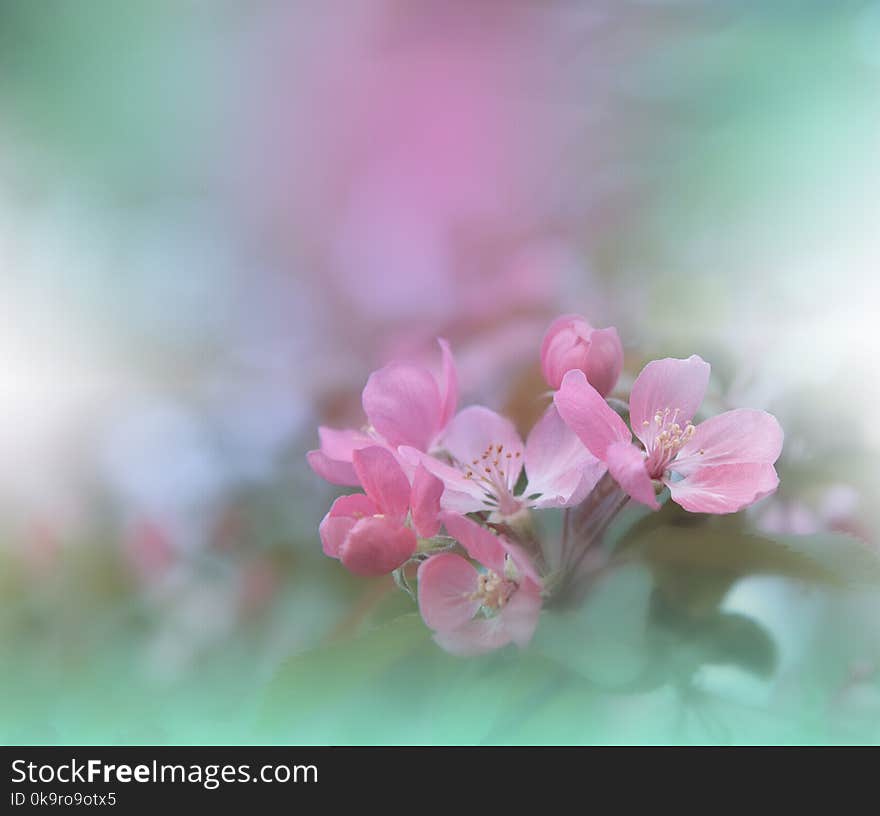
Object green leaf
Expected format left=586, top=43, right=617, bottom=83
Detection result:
left=257, top=615, right=425, bottom=740
left=256, top=615, right=574, bottom=744
left=629, top=523, right=880, bottom=618
left=534, top=564, right=654, bottom=688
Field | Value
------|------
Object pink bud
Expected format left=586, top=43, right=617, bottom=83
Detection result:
left=540, top=314, right=623, bottom=396
left=340, top=516, right=417, bottom=577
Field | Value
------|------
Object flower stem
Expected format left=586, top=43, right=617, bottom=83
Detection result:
left=550, top=471, right=630, bottom=606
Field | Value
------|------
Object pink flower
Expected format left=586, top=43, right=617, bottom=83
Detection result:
left=554, top=355, right=783, bottom=514
left=417, top=513, right=542, bottom=656
left=400, top=404, right=605, bottom=517
left=319, top=446, right=443, bottom=576
left=307, top=338, right=457, bottom=486
left=540, top=314, right=623, bottom=396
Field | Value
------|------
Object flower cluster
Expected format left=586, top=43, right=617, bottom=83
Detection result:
left=308, top=316, right=783, bottom=655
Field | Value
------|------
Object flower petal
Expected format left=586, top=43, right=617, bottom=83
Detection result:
left=319, top=426, right=375, bottom=460
left=499, top=540, right=543, bottom=589
left=440, top=512, right=507, bottom=575
left=540, top=313, right=595, bottom=390
left=411, top=464, right=444, bottom=538
left=417, top=553, right=480, bottom=632
left=499, top=579, right=543, bottom=648
left=339, top=516, right=417, bottom=576
left=675, top=409, right=784, bottom=473
left=306, top=427, right=377, bottom=486
left=668, top=463, right=780, bottom=514
left=362, top=362, right=441, bottom=450
left=540, top=315, right=623, bottom=396
left=439, top=406, right=524, bottom=493
left=318, top=494, right=378, bottom=558
left=630, top=355, right=710, bottom=448
left=398, top=447, right=490, bottom=514
left=432, top=617, right=512, bottom=657
left=437, top=337, right=458, bottom=431
left=553, top=369, right=631, bottom=459
left=432, top=582, right=542, bottom=656
left=523, top=404, right=605, bottom=509
left=306, top=450, right=359, bottom=487
left=352, top=446, right=411, bottom=524
left=583, top=326, right=624, bottom=398
left=606, top=440, right=659, bottom=510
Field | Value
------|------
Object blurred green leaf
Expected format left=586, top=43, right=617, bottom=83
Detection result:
left=535, top=564, right=653, bottom=688
left=257, top=613, right=581, bottom=744
left=628, top=523, right=880, bottom=617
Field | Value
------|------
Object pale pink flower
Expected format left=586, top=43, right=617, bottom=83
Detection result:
left=417, top=512, right=542, bottom=656
left=400, top=404, right=604, bottom=517
left=307, top=339, right=457, bottom=486
left=540, top=314, right=624, bottom=396
left=319, top=446, right=443, bottom=576
left=555, top=355, right=783, bottom=514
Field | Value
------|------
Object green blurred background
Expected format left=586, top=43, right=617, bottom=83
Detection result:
left=1, top=0, right=879, bottom=744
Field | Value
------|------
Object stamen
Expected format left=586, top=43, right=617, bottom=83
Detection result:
left=449, top=440, right=524, bottom=515
left=645, top=406, right=697, bottom=477
left=470, top=569, right=516, bottom=611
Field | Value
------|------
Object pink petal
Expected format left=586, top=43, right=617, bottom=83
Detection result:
left=606, top=440, right=659, bottom=510
left=339, top=516, right=417, bottom=576
left=523, top=404, right=605, bottom=509
left=318, top=494, right=378, bottom=558
left=668, top=463, right=780, bottom=514
left=438, top=406, right=524, bottom=493
left=306, top=427, right=377, bottom=487
left=583, top=326, right=624, bottom=398
left=540, top=314, right=595, bottom=391
left=319, top=516, right=352, bottom=559
left=411, top=464, right=444, bottom=538
left=499, top=540, right=543, bottom=588
left=433, top=617, right=512, bottom=657
left=306, top=450, right=359, bottom=487
left=328, top=492, right=379, bottom=519
left=553, top=369, right=631, bottom=459
left=416, top=553, right=480, bottom=632
left=431, top=582, right=542, bottom=656
left=319, top=426, right=375, bottom=459
left=630, top=356, right=710, bottom=449
left=440, top=512, right=507, bottom=575
left=540, top=316, right=623, bottom=396
left=362, top=362, right=441, bottom=450
left=437, top=337, right=458, bottom=431
left=398, top=447, right=489, bottom=514
left=499, top=579, right=543, bottom=648
left=352, top=446, right=412, bottom=524
left=674, top=409, right=784, bottom=473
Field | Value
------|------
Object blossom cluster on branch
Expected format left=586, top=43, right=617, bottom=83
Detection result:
left=308, top=315, right=783, bottom=655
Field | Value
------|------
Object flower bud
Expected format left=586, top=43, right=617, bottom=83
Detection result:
left=340, top=516, right=417, bottom=576
left=540, top=314, right=623, bottom=396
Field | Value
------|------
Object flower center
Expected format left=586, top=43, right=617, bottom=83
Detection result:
left=458, top=442, right=523, bottom=515
left=471, top=569, right=517, bottom=612
left=643, top=407, right=696, bottom=478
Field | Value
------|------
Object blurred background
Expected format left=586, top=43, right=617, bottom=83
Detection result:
left=2, top=0, right=879, bottom=744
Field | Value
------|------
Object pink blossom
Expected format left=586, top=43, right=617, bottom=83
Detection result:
left=540, top=314, right=624, bottom=396
left=319, top=446, right=442, bottom=576
left=554, top=356, right=783, bottom=514
left=400, top=404, right=604, bottom=517
left=417, top=512, right=542, bottom=656
left=307, top=339, right=457, bottom=486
